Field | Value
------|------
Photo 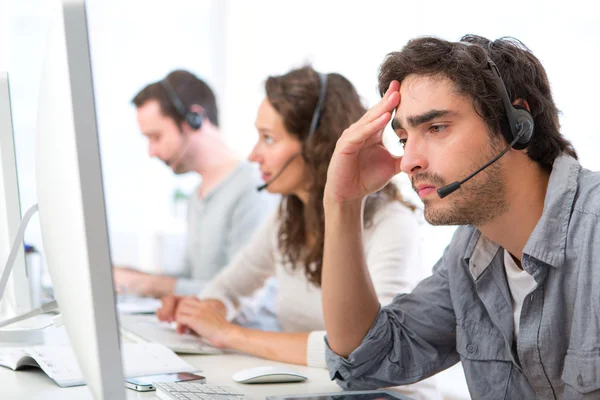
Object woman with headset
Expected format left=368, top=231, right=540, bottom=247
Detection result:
left=157, top=66, right=438, bottom=398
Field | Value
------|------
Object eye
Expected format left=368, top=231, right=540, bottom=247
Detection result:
left=264, top=135, right=274, bottom=145
left=429, top=124, right=447, bottom=134
left=398, top=138, right=407, bottom=148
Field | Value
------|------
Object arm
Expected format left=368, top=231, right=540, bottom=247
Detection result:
left=199, top=212, right=278, bottom=319
left=172, top=296, right=311, bottom=365
left=326, top=254, right=459, bottom=389
left=113, top=267, right=176, bottom=298
left=322, top=80, right=403, bottom=356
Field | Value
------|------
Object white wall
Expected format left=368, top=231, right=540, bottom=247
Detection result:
left=218, top=0, right=600, bottom=269
left=6, top=0, right=600, bottom=273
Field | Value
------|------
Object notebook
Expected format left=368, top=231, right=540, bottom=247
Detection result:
left=0, top=343, right=197, bottom=387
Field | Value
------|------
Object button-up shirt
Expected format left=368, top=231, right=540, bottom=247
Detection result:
left=326, top=155, right=600, bottom=399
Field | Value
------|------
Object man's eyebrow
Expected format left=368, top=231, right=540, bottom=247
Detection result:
left=391, top=109, right=456, bottom=131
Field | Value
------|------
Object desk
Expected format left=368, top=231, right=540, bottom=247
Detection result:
left=0, top=322, right=470, bottom=400
left=0, top=352, right=341, bottom=400
left=0, top=323, right=340, bottom=400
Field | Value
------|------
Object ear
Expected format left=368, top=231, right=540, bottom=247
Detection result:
left=512, top=98, right=531, bottom=113
left=188, top=104, right=206, bottom=115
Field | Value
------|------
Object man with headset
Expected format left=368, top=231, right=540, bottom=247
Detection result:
left=114, top=70, right=277, bottom=309
left=321, top=35, right=600, bottom=398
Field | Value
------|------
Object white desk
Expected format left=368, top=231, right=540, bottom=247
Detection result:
left=0, top=352, right=341, bottom=400
left=0, top=320, right=470, bottom=400
left=0, top=322, right=340, bottom=400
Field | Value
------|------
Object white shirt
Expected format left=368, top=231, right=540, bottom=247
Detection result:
left=503, top=250, right=537, bottom=340
left=200, top=200, right=427, bottom=366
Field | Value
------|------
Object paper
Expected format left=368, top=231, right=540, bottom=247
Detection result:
left=0, top=343, right=196, bottom=387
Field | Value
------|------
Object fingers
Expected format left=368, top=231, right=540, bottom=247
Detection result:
left=156, top=295, right=179, bottom=322
left=339, top=112, right=393, bottom=155
left=176, top=322, right=190, bottom=335
left=361, top=80, right=400, bottom=124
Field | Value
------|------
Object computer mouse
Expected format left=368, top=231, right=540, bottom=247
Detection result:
left=231, top=365, right=308, bottom=384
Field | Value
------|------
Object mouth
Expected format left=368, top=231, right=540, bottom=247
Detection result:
left=261, top=172, right=272, bottom=182
left=415, top=184, right=437, bottom=198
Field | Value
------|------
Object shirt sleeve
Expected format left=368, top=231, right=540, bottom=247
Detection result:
left=174, top=278, right=208, bottom=296
left=363, top=202, right=425, bottom=306
left=325, top=240, right=460, bottom=390
left=199, top=211, right=279, bottom=321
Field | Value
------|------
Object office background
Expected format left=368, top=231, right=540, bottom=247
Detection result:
left=1, top=0, right=599, bottom=277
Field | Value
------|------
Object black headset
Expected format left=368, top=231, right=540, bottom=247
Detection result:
left=160, top=78, right=203, bottom=130
left=462, top=42, right=535, bottom=150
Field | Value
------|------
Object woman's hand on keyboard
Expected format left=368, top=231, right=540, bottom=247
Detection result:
left=174, top=296, right=232, bottom=348
left=156, top=295, right=182, bottom=323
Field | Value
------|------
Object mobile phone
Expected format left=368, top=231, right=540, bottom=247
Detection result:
left=124, top=371, right=206, bottom=392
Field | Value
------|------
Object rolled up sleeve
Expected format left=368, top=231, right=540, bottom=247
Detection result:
left=325, top=248, right=461, bottom=390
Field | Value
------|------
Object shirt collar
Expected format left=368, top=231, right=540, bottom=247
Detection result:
left=463, top=154, right=581, bottom=277
left=522, top=154, right=581, bottom=268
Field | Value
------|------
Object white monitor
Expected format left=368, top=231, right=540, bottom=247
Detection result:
left=35, top=0, right=125, bottom=399
left=0, top=73, right=33, bottom=322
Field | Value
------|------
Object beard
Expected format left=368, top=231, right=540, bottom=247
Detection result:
left=412, top=140, right=509, bottom=227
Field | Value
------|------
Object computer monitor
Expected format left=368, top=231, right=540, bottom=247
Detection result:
left=35, top=0, right=125, bottom=399
left=0, top=73, right=34, bottom=324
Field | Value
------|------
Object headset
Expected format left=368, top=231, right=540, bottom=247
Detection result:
left=160, top=78, right=203, bottom=130
left=464, top=41, right=534, bottom=149
left=436, top=42, right=535, bottom=198
left=257, top=71, right=328, bottom=191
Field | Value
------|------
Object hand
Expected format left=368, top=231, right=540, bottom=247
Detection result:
left=156, top=295, right=183, bottom=323
left=174, top=297, right=233, bottom=348
left=113, top=266, right=176, bottom=298
left=113, top=266, right=149, bottom=295
left=325, top=80, right=402, bottom=205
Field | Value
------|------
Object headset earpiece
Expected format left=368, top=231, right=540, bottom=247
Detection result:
left=185, top=111, right=203, bottom=131
left=160, top=79, right=203, bottom=131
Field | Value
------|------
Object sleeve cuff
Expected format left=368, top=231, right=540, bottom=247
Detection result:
left=306, top=331, right=328, bottom=369
left=325, top=307, right=392, bottom=382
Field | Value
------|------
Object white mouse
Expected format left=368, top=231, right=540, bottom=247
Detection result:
left=232, top=365, right=308, bottom=384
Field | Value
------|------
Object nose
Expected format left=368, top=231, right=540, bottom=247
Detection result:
left=248, top=142, right=263, bottom=164
left=148, top=142, right=161, bottom=159
left=400, top=137, right=428, bottom=176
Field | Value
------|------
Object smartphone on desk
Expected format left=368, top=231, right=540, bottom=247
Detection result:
left=125, top=372, right=206, bottom=392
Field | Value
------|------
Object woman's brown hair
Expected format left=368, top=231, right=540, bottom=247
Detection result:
left=265, top=66, right=413, bottom=287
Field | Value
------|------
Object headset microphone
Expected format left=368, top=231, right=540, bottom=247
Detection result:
left=437, top=126, right=528, bottom=198
left=257, top=152, right=301, bottom=191
left=436, top=42, right=535, bottom=199
left=256, top=72, right=328, bottom=192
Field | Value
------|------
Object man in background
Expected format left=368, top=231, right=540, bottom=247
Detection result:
left=114, top=70, right=277, bottom=302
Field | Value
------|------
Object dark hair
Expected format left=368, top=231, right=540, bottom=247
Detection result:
left=132, top=70, right=219, bottom=128
left=378, top=34, right=577, bottom=170
left=266, top=66, right=413, bottom=286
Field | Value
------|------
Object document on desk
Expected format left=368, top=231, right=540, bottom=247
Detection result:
left=0, top=343, right=197, bottom=387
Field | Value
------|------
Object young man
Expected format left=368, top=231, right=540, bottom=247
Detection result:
left=322, top=35, right=599, bottom=398
left=114, top=70, right=277, bottom=299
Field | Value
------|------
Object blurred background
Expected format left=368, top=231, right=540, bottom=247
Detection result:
left=1, top=0, right=599, bottom=281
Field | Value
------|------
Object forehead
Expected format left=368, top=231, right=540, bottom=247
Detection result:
left=255, top=98, right=286, bottom=129
left=394, top=74, right=471, bottom=120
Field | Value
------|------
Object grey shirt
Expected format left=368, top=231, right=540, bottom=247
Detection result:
left=174, top=161, right=278, bottom=295
left=326, top=155, right=600, bottom=399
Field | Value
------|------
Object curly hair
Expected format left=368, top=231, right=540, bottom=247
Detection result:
left=265, top=66, right=413, bottom=287
left=377, top=35, right=577, bottom=171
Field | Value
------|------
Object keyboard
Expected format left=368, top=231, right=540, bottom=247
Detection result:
left=120, top=314, right=223, bottom=355
left=155, top=382, right=252, bottom=400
